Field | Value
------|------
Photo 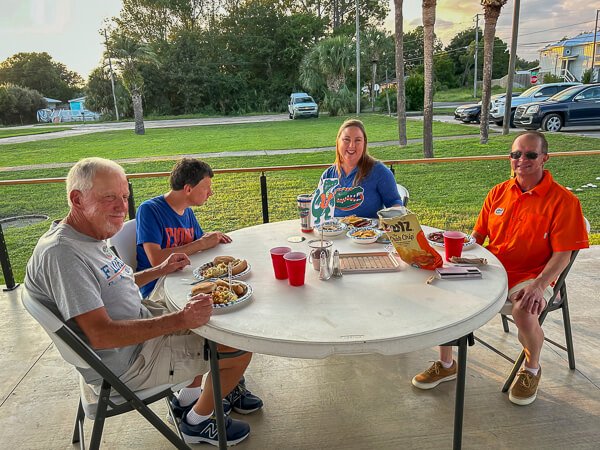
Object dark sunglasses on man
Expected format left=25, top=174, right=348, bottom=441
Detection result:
left=510, top=151, right=540, bottom=160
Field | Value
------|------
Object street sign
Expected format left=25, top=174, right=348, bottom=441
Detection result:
left=530, top=75, right=538, bottom=84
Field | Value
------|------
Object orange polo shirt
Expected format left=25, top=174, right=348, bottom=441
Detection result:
left=474, top=170, right=589, bottom=289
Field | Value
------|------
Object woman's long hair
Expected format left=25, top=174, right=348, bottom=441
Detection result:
left=334, top=119, right=376, bottom=186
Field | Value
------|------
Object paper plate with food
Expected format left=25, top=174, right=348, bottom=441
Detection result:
left=337, top=215, right=378, bottom=229
left=193, top=256, right=250, bottom=280
left=315, top=220, right=348, bottom=237
left=189, top=279, right=253, bottom=313
left=426, top=231, right=476, bottom=248
left=346, top=227, right=383, bottom=244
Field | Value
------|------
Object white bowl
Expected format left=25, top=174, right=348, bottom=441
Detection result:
left=346, top=227, right=383, bottom=244
left=315, top=221, right=348, bottom=237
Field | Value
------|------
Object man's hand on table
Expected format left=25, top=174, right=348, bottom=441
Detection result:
left=182, top=294, right=213, bottom=328
left=159, top=252, right=190, bottom=275
left=202, top=231, right=232, bottom=247
left=512, top=282, right=546, bottom=316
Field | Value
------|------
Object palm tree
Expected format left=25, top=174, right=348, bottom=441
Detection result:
left=422, top=0, right=436, bottom=158
left=479, top=0, right=507, bottom=144
left=108, top=33, right=157, bottom=135
left=300, top=36, right=354, bottom=116
left=394, top=0, right=407, bottom=147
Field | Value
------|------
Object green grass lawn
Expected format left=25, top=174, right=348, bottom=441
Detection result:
left=0, top=127, right=72, bottom=139
left=1, top=131, right=598, bottom=284
left=434, top=86, right=526, bottom=103
left=0, top=115, right=478, bottom=168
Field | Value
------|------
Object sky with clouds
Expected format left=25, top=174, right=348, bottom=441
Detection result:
left=1, top=0, right=600, bottom=80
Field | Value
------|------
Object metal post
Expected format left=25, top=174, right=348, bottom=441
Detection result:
left=371, top=58, right=377, bottom=112
left=355, top=0, right=360, bottom=116
left=206, top=340, right=227, bottom=450
left=385, top=66, right=391, bottom=116
left=503, top=0, right=520, bottom=135
left=104, top=29, right=120, bottom=121
left=0, top=223, right=18, bottom=291
left=453, top=334, right=469, bottom=450
left=260, top=172, right=269, bottom=224
left=474, top=14, right=480, bottom=98
left=592, top=10, right=599, bottom=83
left=127, top=181, right=136, bottom=219
left=389, top=165, right=395, bottom=175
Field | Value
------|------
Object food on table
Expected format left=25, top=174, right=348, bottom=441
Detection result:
left=427, top=231, right=444, bottom=243
left=202, top=257, right=248, bottom=278
left=339, top=215, right=371, bottom=228
left=191, top=279, right=247, bottom=304
left=322, top=223, right=344, bottom=231
left=350, top=229, right=379, bottom=238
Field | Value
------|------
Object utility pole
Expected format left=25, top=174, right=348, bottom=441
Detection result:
left=104, top=29, right=120, bottom=121
left=503, top=0, right=520, bottom=135
left=474, top=13, right=481, bottom=98
left=356, top=0, right=361, bottom=116
left=592, top=9, right=599, bottom=83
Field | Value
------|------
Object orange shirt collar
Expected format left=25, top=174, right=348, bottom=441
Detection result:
left=508, top=169, right=553, bottom=197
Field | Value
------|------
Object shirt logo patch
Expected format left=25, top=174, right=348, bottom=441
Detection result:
left=494, top=208, right=504, bottom=216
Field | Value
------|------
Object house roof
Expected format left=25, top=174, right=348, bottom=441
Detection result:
left=542, top=32, right=600, bottom=51
left=68, top=96, right=86, bottom=103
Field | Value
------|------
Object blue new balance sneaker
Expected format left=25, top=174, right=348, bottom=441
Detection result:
left=225, top=383, right=263, bottom=415
left=180, top=414, right=250, bottom=446
left=167, top=396, right=231, bottom=426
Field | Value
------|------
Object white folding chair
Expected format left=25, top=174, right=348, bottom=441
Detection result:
left=396, top=183, right=410, bottom=207
left=21, top=288, right=191, bottom=449
left=107, top=218, right=137, bottom=269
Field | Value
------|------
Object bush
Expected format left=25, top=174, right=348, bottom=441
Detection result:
left=405, top=74, right=424, bottom=111
left=323, top=85, right=353, bottom=117
left=0, top=84, right=47, bottom=125
left=543, top=73, right=563, bottom=84
left=375, top=86, right=397, bottom=113
left=581, top=69, right=593, bottom=84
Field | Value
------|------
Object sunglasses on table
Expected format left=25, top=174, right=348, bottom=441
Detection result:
left=509, top=151, right=540, bottom=160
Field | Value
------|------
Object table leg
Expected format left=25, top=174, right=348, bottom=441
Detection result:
left=453, top=335, right=468, bottom=450
left=207, top=340, right=227, bottom=450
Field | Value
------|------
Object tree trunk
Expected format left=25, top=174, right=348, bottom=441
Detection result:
left=422, top=0, right=436, bottom=158
left=131, top=91, right=145, bottom=135
left=394, top=0, right=407, bottom=147
left=479, top=6, right=501, bottom=144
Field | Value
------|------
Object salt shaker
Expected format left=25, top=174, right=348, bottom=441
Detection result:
left=331, top=250, right=343, bottom=278
left=318, top=249, right=331, bottom=280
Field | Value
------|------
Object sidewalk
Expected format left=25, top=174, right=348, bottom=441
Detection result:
left=1, top=245, right=599, bottom=449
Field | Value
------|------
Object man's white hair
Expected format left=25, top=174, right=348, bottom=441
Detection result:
left=66, top=157, right=126, bottom=206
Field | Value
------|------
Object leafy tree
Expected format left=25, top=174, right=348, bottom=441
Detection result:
left=581, top=68, right=593, bottom=84
left=480, top=0, right=508, bottom=145
left=107, top=33, right=158, bottom=134
left=290, top=0, right=389, bottom=30
left=515, top=56, right=539, bottom=71
left=0, top=84, right=47, bottom=125
left=405, top=74, right=424, bottom=111
left=422, top=0, right=436, bottom=158
left=85, top=66, right=132, bottom=119
left=402, top=25, right=442, bottom=74
left=434, top=53, right=457, bottom=89
left=0, top=52, right=83, bottom=101
left=300, top=35, right=354, bottom=116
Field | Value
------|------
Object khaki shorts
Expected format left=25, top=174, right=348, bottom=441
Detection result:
left=508, top=279, right=554, bottom=303
left=118, top=298, right=209, bottom=391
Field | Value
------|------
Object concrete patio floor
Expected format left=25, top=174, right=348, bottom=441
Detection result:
left=1, top=246, right=599, bottom=449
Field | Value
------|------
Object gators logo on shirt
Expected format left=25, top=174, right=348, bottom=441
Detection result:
left=335, top=186, right=364, bottom=211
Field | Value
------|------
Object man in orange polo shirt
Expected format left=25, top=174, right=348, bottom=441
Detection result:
left=412, top=130, right=589, bottom=405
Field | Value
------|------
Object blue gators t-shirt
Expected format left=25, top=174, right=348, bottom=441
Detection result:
left=321, top=161, right=402, bottom=218
left=136, top=195, right=203, bottom=298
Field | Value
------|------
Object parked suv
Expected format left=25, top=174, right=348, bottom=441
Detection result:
left=513, top=83, right=600, bottom=132
left=489, top=82, right=581, bottom=126
left=288, top=93, right=318, bottom=119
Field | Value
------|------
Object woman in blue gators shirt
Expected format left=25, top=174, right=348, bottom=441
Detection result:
left=320, top=119, right=402, bottom=218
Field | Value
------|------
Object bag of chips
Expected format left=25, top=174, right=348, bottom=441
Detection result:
left=378, top=206, right=443, bottom=271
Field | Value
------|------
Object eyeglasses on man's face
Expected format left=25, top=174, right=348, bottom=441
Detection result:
left=509, top=151, right=540, bottom=160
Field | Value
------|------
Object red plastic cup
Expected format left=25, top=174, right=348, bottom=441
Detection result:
left=443, top=231, right=466, bottom=262
left=270, top=247, right=292, bottom=279
left=283, top=252, right=307, bottom=286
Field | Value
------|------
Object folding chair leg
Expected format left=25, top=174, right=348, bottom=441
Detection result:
left=89, top=381, right=111, bottom=450
left=134, top=401, right=190, bottom=450
left=72, top=398, right=85, bottom=445
left=561, top=295, right=576, bottom=370
left=501, top=314, right=510, bottom=333
left=502, top=349, right=526, bottom=393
